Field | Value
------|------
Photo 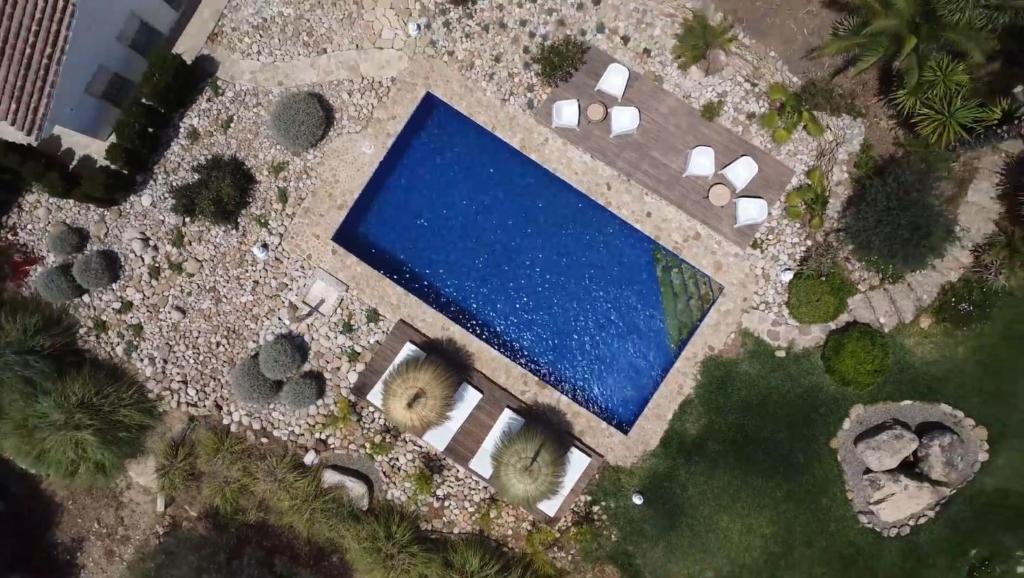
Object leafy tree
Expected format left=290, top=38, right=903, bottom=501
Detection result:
left=820, top=0, right=996, bottom=85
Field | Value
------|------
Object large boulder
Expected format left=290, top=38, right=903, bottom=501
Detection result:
left=321, top=466, right=371, bottom=511
left=863, top=471, right=948, bottom=523
left=704, top=48, right=730, bottom=75
left=915, top=428, right=971, bottom=485
left=854, top=422, right=919, bottom=472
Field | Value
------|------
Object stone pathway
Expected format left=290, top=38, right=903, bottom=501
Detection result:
left=208, top=46, right=410, bottom=88
left=744, top=149, right=1005, bottom=348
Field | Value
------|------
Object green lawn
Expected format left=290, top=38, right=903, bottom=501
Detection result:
left=590, top=297, right=1024, bottom=577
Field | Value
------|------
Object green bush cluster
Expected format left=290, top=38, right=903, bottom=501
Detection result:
left=45, top=224, right=88, bottom=257
left=821, top=322, right=891, bottom=391
left=258, top=334, right=307, bottom=380
left=137, top=425, right=551, bottom=578
left=841, top=149, right=956, bottom=280
left=932, top=275, right=1006, bottom=328
left=0, top=293, right=156, bottom=486
left=170, top=155, right=255, bottom=225
left=280, top=372, right=323, bottom=409
left=71, top=250, right=120, bottom=290
left=532, top=36, right=589, bottom=87
left=268, top=92, right=330, bottom=152
left=232, top=335, right=324, bottom=408
left=31, top=264, right=85, bottom=303
left=231, top=356, right=280, bottom=406
left=786, top=270, right=856, bottom=324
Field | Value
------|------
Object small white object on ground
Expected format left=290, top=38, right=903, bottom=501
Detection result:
left=407, top=21, right=421, bottom=37
left=156, top=493, right=166, bottom=513
left=779, top=268, right=795, bottom=282
left=251, top=243, right=270, bottom=261
left=303, top=449, right=320, bottom=466
left=632, top=492, right=645, bottom=505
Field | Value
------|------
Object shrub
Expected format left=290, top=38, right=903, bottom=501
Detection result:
left=672, top=12, right=737, bottom=70
left=267, top=92, right=330, bottom=152
left=998, top=151, right=1024, bottom=229
left=71, top=160, right=134, bottom=207
left=786, top=270, right=856, bottom=324
left=444, top=537, right=537, bottom=578
left=532, top=36, right=588, bottom=87
left=171, top=156, right=255, bottom=226
left=381, top=357, right=459, bottom=434
left=258, top=335, right=306, bottom=380
left=759, top=83, right=825, bottom=144
left=0, top=360, right=157, bottom=486
left=105, top=141, right=152, bottom=175
left=72, top=250, right=121, bottom=290
left=970, top=225, right=1024, bottom=288
left=784, top=165, right=829, bottom=230
left=137, top=50, right=195, bottom=114
left=280, top=372, right=324, bottom=409
left=156, top=431, right=196, bottom=496
left=932, top=275, right=1006, bottom=327
left=700, top=99, right=725, bottom=121
left=31, top=264, right=85, bottom=303
left=351, top=505, right=441, bottom=578
left=821, top=323, right=891, bottom=391
left=231, top=356, right=280, bottom=406
left=491, top=423, right=568, bottom=507
left=796, top=77, right=863, bottom=118
left=841, top=152, right=957, bottom=279
left=45, top=224, right=88, bottom=257
left=0, top=293, right=78, bottom=382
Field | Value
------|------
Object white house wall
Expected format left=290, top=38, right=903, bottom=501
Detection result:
left=45, top=0, right=182, bottom=141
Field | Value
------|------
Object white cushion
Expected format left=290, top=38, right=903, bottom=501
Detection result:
left=536, top=447, right=592, bottom=516
left=468, top=408, right=525, bottom=479
left=595, top=63, right=629, bottom=101
left=683, top=146, right=716, bottom=178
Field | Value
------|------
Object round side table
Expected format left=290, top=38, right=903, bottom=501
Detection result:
left=586, top=101, right=608, bottom=123
left=708, top=183, right=732, bottom=207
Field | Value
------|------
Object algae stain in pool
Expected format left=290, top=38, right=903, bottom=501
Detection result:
left=333, top=92, right=718, bottom=433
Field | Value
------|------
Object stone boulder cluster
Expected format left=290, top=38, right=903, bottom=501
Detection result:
left=831, top=401, right=989, bottom=537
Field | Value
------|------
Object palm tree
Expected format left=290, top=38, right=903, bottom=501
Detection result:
left=820, top=0, right=995, bottom=85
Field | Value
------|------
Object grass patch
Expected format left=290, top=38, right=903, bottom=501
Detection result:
left=589, top=298, right=1024, bottom=576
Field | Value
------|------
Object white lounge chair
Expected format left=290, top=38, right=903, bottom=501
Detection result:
left=610, top=106, right=640, bottom=137
left=734, top=197, right=769, bottom=227
left=468, top=408, right=525, bottom=479
left=367, top=342, right=483, bottom=452
left=536, top=446, right=592, bottom=517
left=683, top=146, right=716, bottom=178
left=719, top=156, right=759, bottom=193
left=595, top=63, right=629, bottom=101
left=551, top=99, right=580, bottom=129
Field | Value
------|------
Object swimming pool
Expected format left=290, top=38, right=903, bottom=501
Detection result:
left=334, top=93, right=720, bottom=432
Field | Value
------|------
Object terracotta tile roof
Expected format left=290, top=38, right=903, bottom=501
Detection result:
left=0, top=0, right=75, bottom=139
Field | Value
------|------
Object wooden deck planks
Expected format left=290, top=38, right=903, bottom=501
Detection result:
left=354, top=320, right=603, bottom=521
left=533, top=47, right=795, bottom=248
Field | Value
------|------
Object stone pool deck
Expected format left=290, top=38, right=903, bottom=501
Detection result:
left=286, top=57, right=757, bottom=466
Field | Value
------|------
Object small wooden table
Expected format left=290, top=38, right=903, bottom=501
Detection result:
left=586, top=101, right=608, bottom=123
left=708, top=183, right=732, bottom=207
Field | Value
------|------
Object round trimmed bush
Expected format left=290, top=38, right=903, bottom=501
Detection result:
left=381, top=357, right=459, bottom=435
left=71, top=250, right=120, bottom=290
left=280, top=372, right=324, bottom=409
left=257, top=335, right=306, bottom=380
left=268, top=92, right=329, bottom=152
left=491, top=423, right=567, bottom=506
left=786, top=271, right=857, bottom=324
left=45, top=224, right=88, bottom=257
left=821, top=323, right=891, bottom=391
left=32, top=264, right=86, bottom=303
left=231, top=356, right=279, bottom=405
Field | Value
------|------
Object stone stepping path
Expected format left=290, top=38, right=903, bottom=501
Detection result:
left=744, top=149, right=1005, bottom=349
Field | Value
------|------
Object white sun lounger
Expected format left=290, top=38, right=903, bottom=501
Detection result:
left=367, top=342, right=482, bottom=452
left=610, top=106, right=640, bottom=137
left=595, top=62, right=629, bottom=101
left=551, top=99, right=580, bottom=129
left=683, top=145, right=716, bottom=178
left=468, top=408, right=525, bottom=479
left=719, top=155, right=759, bottom=193
left=734, top=196, right=769, bottom=227
left=537, top=447, right=593, bottom=517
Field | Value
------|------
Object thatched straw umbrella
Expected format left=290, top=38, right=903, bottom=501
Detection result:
left=491, top=422, right=568, bottom=507
left=381, top=356, right=459, bottom=435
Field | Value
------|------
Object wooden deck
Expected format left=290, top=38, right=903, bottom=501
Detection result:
left=534, top=47, right=795, bottom=248
left=354, top=320, right=604, bottom=521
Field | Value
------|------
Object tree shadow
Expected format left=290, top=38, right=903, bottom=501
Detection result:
left=0, top=458, right=80, bottom=578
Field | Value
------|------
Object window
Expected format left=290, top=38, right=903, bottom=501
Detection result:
left=118, top=14, right=165, bottom=57
left=85, top=67, right=136, bottom=109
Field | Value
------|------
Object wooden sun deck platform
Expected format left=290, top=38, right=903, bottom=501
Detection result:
left=353, top=320, right=604, bottom=521
left=534, top=47, right=795, bottom=248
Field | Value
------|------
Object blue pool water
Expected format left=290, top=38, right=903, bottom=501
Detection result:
left=334, top=93, right=718, bottom=432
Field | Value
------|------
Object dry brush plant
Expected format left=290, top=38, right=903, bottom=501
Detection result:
left=381, top=356, right=460, bottom=435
